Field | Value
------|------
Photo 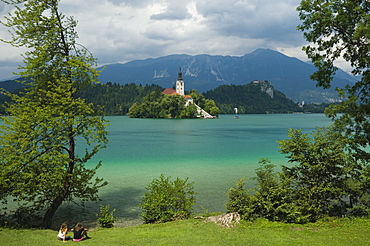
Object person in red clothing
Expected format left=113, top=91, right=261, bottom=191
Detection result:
left=71, top=222, right=89, bottom=241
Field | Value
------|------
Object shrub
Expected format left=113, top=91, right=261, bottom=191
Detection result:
left=140, top=174, right=196, bottom=223
left=96, top=205, right=116, bottom=228
left=226, top=177, right=256, bottom=220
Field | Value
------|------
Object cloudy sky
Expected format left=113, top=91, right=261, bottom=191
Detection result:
left=0, top=0, right=350, bottom=80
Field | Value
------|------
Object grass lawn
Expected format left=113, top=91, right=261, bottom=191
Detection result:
left=0, top=218, right=369, bottom=246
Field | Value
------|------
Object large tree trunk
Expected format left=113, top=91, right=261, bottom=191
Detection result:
left=43, top=128, right=75, bottom=229
left=43, top=194, right=66, bottom=229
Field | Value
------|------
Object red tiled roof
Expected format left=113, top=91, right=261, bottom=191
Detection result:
left=162, top=88, right=179, bottom=95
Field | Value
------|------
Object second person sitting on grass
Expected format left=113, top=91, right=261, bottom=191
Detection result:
left=71, top=222, right=89, bottom=241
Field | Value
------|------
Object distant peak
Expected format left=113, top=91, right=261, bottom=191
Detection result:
left=251, top=48, right=267, bottom=54
left=250, top=48, right=276, bottom=55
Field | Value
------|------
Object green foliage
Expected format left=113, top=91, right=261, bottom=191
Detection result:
left=179, top=104, right=198, bottom=118
left=0, top=0, right=107, bottom=228
left=203, top=82, right=301, bottom=114
left=227, top=159, right=301, bottom=223
left=128, top=89, right=218, bottom=118
left=140, top=174, right=196, bottom=224
left=97, top=205, right=117, bottom=228
left=228, top=125, right=370, bottom=223
left=297, top=0, right=370, bottom=161
left=279, top=126, right=370, bottom=218
left=251, top=159, right=296, bottom=222
left=226, top=178, right=256, bottom=220
left=77, top=82, right=163, bottom=115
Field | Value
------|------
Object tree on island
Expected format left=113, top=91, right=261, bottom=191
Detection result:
left=0, top=0, right=108, bottom=228
left=128, top=89, right=218, bottom=118
left=189, top=89, right=220, bottom=116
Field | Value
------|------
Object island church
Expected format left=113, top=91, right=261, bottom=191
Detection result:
left=162, top=68, right=185, bottom=96
left=162, top=68, right=213, bottom=118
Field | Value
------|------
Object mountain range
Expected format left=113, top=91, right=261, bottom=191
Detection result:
left=98, top=48, right=357, bottom=103
left=1, top=49, right=357, bottom=104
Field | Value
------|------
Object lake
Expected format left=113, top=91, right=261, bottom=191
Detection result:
left=51, top=114, right=332, bottom=227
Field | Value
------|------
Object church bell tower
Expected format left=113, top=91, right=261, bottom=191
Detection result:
left=176, top=68, right=184, bottom=96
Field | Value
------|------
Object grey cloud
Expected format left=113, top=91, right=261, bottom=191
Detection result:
left=108, top=0, right=153, bottom=8
left=143, top=30, right=176, bottom=41
left=150, top=2, right=191, bottom=21
left=0, top=3, right=4, bottom=13
left=196, top=0, right=303, bottom=44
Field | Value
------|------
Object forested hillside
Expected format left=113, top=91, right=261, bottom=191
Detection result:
left=1, top=81, right=324, bottom=116
left=80, top=81, right=302, bottom=115
left=204, top=81, right=301, bottom=114
left=77, top=82, right=164, bottom=115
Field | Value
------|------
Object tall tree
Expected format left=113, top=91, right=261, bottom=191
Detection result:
left=297, top=0, right=370, bottom=159
left=0, top=0, right=108, bottom=228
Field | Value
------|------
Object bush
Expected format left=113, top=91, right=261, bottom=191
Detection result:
left=140, top=174, right=196, bottom=223
left=226, top=178, right=256, bottom=220
left=96, top=205, right=116, bottom=228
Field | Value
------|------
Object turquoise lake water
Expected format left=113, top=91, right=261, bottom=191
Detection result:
left=52, top=114, right=333, bottom=227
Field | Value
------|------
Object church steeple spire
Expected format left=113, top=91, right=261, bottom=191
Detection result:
left=176, top=67, right=184, bottom=96
left=177, top=67, right=183, bottom=81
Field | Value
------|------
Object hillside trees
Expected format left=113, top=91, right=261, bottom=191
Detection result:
left=77, top=82, right=163, bottom=115
left=0, top=0, right=107, bottom=228
left=203, top=82, right=301, bottom=114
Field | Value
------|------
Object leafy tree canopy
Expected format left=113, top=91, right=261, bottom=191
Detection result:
left=227, top=126, right=370, bottom=223
left=297, top=0, right=370, bottom=157
left=128, top=89, right=218, bottom=118
left=0, top=0, right=107, bottom=228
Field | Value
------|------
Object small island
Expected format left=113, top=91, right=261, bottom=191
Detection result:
left=128, top=68, right=219, bottom=118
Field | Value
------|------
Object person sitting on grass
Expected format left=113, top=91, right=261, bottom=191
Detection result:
left=71, top=222, right=89, bottom=241
left=57, top=223, right=70, bottom=242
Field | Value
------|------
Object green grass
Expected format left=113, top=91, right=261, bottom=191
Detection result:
left=1, top=218, right=370, bottom=246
